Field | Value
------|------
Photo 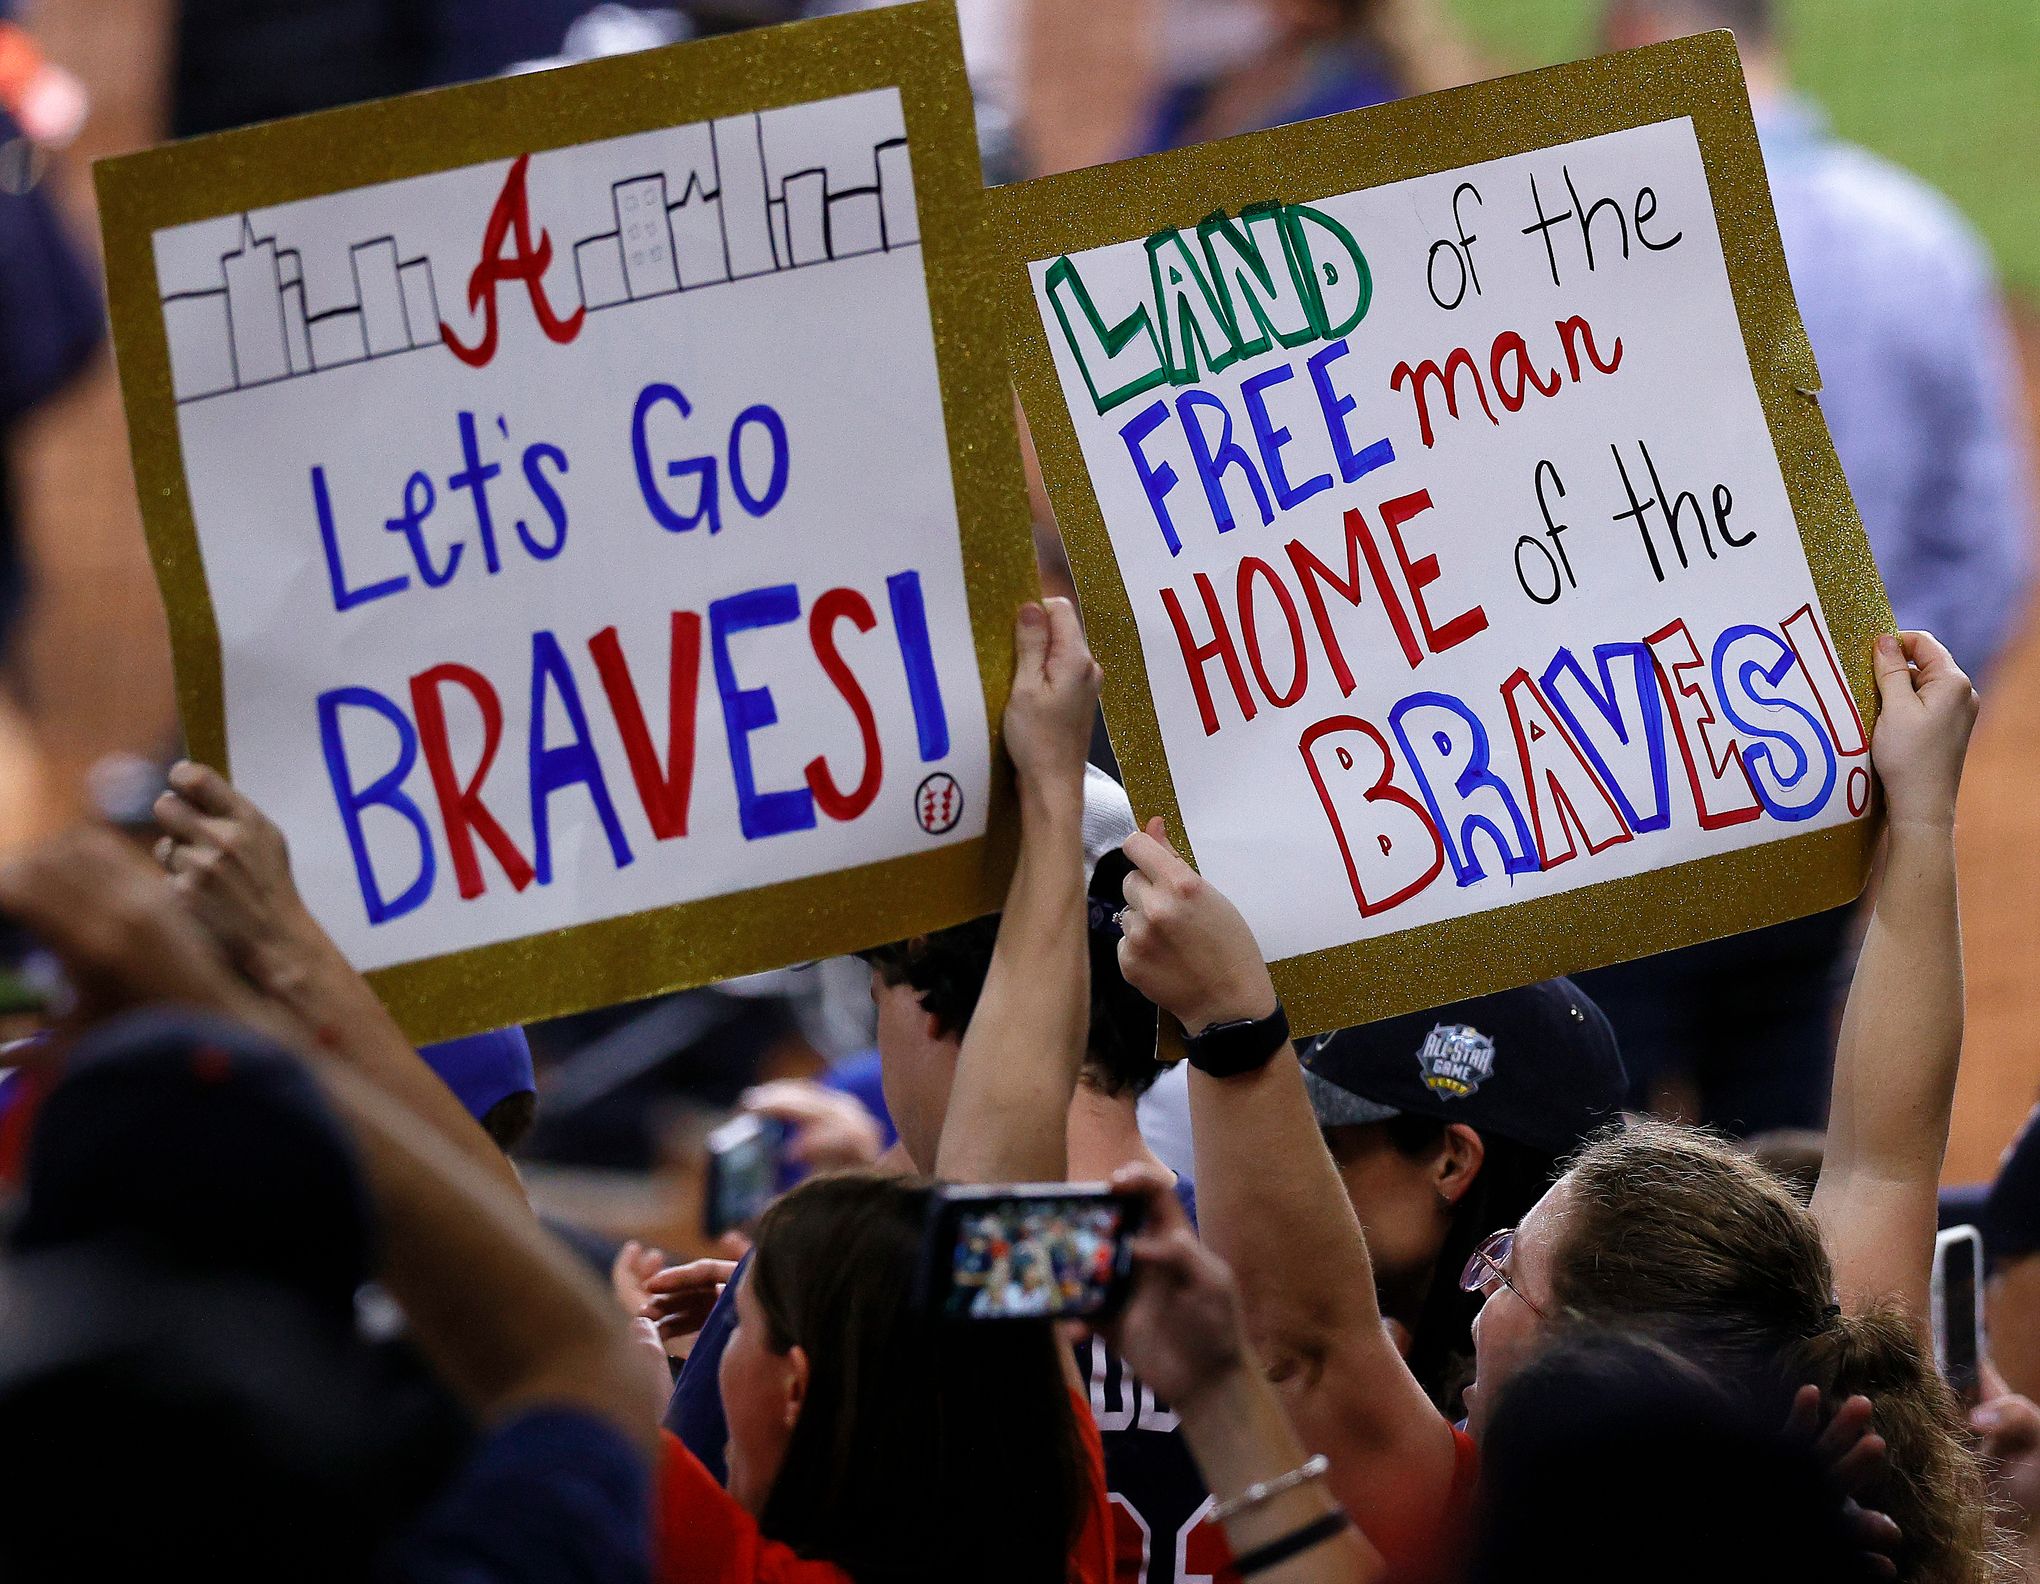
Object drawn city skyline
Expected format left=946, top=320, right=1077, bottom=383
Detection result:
left=161, top=108, right=921, bottom=405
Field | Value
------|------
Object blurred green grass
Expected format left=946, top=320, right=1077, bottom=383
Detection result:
left=1446, top=1, right=2040, bottom=298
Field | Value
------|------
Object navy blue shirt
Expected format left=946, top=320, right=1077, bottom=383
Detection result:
left=383, top=1408, right=650, bottom=1583
left=665, top=1251, right=747, bottom=1484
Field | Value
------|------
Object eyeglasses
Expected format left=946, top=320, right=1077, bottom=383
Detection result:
left=1459, top=1228, right=1546, bottom=1319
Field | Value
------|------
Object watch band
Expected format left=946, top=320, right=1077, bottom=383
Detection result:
left=1183, top=1002, right=1291, bottom=1078
left=1232, top=1511, right=1352, bottom=1578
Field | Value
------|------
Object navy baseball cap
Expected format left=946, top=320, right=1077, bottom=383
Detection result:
left=1987, top=1103, right=2040, bottom=1266
left=10, top=1008, right=375, bottom=1313
left=418, top=1026, right=535, bottom=1123
left=0, top=1247, right=466, bottom=1581
left=1302, top=979, right=1626, bottom=1158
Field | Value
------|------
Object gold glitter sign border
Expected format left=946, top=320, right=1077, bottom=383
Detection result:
left=990, top=31, right=1891, bottom=1037
left=97, top=1, right=1037, bottom=1044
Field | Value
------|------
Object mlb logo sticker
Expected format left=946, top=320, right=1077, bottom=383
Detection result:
left=1417, top=1024, right=1495, bottom=1099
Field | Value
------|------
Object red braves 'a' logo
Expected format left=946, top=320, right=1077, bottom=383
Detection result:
left=440, top=153, right=584, bottom=368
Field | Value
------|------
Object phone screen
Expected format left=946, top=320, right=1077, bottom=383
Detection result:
left=0, top=919, right=60, bottom=1018
left=1934, top=1225, right=1983, bottom=1406
left=934, top=1191, right=1137, bottom=1321
left=704, top=1116, right=783, bottom=1239
left=1941, top=1236, right=1980, bottom=1403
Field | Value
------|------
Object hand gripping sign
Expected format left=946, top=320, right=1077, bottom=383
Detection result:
left=993, top=34, right=1892, bottom=1034
left=98, top=3, right=1037, bottom=1042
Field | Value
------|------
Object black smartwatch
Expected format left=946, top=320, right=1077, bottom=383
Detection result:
left=1183, top=1002, right=1291, bottom=1078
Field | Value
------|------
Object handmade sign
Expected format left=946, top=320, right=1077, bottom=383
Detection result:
left=99, top=3, right=1036, bottom=1041
left=994, top=33, right=1891, bottom=1033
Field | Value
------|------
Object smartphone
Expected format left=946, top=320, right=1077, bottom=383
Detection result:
left=920, top=1184, right=1144, bottom=1322
left=1932, top=1224, right=1985, bottom=1405
left=703, top=1114, right=785, bottom=1239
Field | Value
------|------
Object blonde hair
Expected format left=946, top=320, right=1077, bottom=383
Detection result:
left=1548, top=1120, right=2004, bottom=1584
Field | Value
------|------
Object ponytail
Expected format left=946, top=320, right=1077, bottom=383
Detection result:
left=1551, top=1123, right=2006, bottom=1584
left=1782, top=1305, right=2005, bottom=1584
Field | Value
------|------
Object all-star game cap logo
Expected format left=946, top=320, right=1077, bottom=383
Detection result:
left=1417, top=1024, right=1496, bottom=1099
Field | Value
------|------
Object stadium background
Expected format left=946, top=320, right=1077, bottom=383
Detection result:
left=7, top=0, right=2032, bottom=1195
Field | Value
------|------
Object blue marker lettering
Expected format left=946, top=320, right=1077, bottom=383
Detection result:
left=316, top=684, right=435, bottom=924
left=1539, top=643, right=1671, bottom=833
left=528, top=629, right=635, bottom=881
left=710, top=586, right=817, bottom=840
left=1711, top=624, right=1837, bottom=822
left=314, top=466, right=409, bottom=613
left=1389, top=690, right=1539, bottom=885
left=887, top=570, right=949, bottom=762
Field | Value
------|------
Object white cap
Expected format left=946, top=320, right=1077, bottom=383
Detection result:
left=1082, top=765, right=1138, bottom=878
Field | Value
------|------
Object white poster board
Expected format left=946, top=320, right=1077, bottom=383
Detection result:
left=997, top=35, right=1889, bottom=1031
left=102, top=5, right=1037, bottom=1039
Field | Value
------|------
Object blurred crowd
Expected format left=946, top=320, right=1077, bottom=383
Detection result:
left=0, top=0, right=2033, bottom=1580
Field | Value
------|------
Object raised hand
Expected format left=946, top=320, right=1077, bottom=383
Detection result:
left=932, top=601, right=1097, bottom=1186
left=1101, top=1161, right=1247, bottom=1410
left=155, top=759, right=523, bottom=1194
left=0, top=825, right=270, bottom=1027
left=611, top=1239, right=671, bottom=1316
left=1116, top=817, right=1276, bottom=1034
left=1973, top=1389, right=2040, bottom=1535
left=1002, top=597, right=1101, bottom=799
left=1816, top=629, right=1978, bottom=1323
left=1784, top=1385, right=1901, bottom=1574
left=1103, top=1160, right=1383, bottom=1583
left=741, top=1079, right=884, bottom=1173
left=152, top=760, right=320, bottom=981
left=638, top=1257, right=740, bottom=1357
left=1869, top=631, right=1979, bottom=835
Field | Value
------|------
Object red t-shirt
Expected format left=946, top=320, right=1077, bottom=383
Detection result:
left=654, top=1388, right=1116, bottom=1584
left=1449, top=1427, right=1479, bottom=1506
left=1338, top=1423, right=1479, bottom=1584
left=1401, top=1427, right=1481, bottom=1584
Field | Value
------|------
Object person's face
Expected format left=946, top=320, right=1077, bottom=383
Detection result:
left=719, top=1269, right=807, bottom=1516
left=1465, top=1174, right=1568, bottom=1437
left=1325, top=1121, right=1483, bottom=1304
left=871, top=967, right=958, bottom=1172
left=1603, top=0, right=1678, bottom=52
left=1260, top=0, right=1349, bottom=43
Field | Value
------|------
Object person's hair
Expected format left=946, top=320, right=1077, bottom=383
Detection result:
left=1548, top=1120, right=2004, bottom=1584
left=477, top=1089, right=538, bottom=1155
left=1473, top=1328, right=1863, bottom=1584
left=1366, top=1113, right=1564, bottom=1411
left=747, top=1173, right=1090, bottom=1583
left=861, top=917, right=1001, bottom=1041
left=862, top=913, right=1164, bottom=1100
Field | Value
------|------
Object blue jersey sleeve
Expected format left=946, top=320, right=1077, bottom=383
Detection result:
left=660, top=1249, right=748, bottom=1484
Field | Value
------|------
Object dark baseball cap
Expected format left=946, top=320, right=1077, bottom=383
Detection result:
left=0, top=1247, right=463, bottom=1581
left=1986, top=1103, right=2040, bottom=1267
left=10, top=1008, right=375, bottom=1313
left=1301, top=979, right=1626, bottom=1158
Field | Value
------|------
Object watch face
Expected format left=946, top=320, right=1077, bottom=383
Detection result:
left=1187, top=1006, right=1289, bottom=1076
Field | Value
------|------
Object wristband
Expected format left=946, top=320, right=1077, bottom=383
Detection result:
left=1183, top=1002, right=1290, bottom=1078
left=1231, top=1512, right=1352, bottom=1577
